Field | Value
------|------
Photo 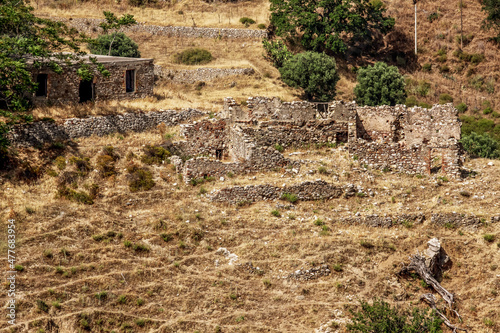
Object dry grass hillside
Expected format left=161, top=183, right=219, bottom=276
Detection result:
left=0, top=125, right=499, bottom=332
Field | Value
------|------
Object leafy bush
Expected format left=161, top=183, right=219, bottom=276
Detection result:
left=239, top=17, right=255, bottom=27
left=456, top=102, right=468, bottom=113
left=128, top=0, right=156, bottom=7
left=347, top=298, right=443, bottom=333
left=141, top=145, right=170, bottom=165
left=54, top=156, right=66, bottom=170
left=57, top=186, right=96, bottom=205
left=262, top=39, right=293, bottom=68
left=422, top=63, right=432, bottom=72
left=173, top=48, right=212, bottom=65
left=279, top=52, right=340, bottom=102
left=257, top=23, right=266, bottom=29
left=96, top=155, right=116, bottom=178
left=483, top=234, right=496, bottom=242
left=460, top=115, right=499, bottom=140
left=281, top=192, right=298, bottom=203
left=438, top=93, right=453, bottom=104
left=460, top=132, right=500, bottom=159
left=88, top=32, right=141, bottom=58
left=128, top=167, right=155, bottom=192
left=481, top=0, right=500, bottom=43
left=354, top=62, right=406, bottom=106
left=427, top=12, right=439, bottom=22
left=274, top=144, right=284, bottom=152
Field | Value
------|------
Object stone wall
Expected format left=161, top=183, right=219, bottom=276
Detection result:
left=9, top=109, right=205, bottom=147
left=179, top=119, right=228, bottom=158
left=222, top=97, right=317, bottom=121
left=349, top=141, right=430, bottom=175
left=155, top=66, right=254, bottom=83
left=355, top=105, right=404, bottom=142
left=182, top=147, right=300, bottom=182
left=240, top=119, right=348, bottom=148
left=32, top=59, right=154, bottom=105
left=211, top=180, right=343, bottom=203
left=52, top=17, right=268, bottom=39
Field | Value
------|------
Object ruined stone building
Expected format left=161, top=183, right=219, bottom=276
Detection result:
left=29, top=54, right=154, bottom=104
left=172, top=97, right=463, bottom=181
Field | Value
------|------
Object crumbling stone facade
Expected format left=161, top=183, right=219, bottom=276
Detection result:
left=30, top=55, right=154, bottom=105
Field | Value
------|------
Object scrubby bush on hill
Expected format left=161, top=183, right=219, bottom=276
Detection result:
left=347, top=298, right=443, bottom=333
left=279, top=52, right=340, bottom=102
left=89, top=32, right=141, bottom=58
left=173, top=48, right=212, bottom=65
left=262, top=39, right=293, bottom=68
left=354, top=62, right=406, bottom=106
left=461, top=132, right=500, bottom=159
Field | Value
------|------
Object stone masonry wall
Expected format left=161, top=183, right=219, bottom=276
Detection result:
left=355, top=105, right=404, bottom=142
left=154, top=65, right=254, bottom=83
left=32, top=60, right=154, bottom=105
left=179, top=119, right=228, bottom=158
left=240, top=119, right=348, bottom=148
left=9, top=109, right=204, bottom=147
left=52, top=17, right=268, bottom=39
left=211, top=180, right=343, bottom=203
left=222, top=97, right=317, bottom=121
left=349, top=141, right=430, bottom=175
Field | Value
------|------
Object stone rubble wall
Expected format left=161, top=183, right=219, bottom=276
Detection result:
left=53, top=17, right=268, bottom=39
left=222, top=97, right=317, bottom=121
left=430, top=213, right=482, bottom=228
left=179, top=119, right=228, bottom=158
left=32, top=60, right=154, bottom=105
left=349, top=141, right=430, bottom=175
left=241, top=119, right=348, bottom=148
left=355, top=105, right=404, bottom=142
left=182, top=147, right=300, bottom=182
left=9, top=109, right=205, bottom=147
left=211, top=180, right=343, bottom=203
left=154, top=65, right=255, bottom=83
left=339, top=214, right=425, bottom=228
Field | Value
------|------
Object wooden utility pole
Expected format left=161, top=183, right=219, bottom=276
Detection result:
left=414, top=0, right=418, bottom=55
left=460, top=0, right=463, bottom=49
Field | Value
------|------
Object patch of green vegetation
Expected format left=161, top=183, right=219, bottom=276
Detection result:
left=173, top=48, right=212, bottom=65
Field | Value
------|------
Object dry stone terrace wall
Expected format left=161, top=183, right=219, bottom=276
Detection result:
left=52, top=17, right=268, bottom=39
left=211, top=180, right=343, bottom=203
left=154, top=66, right=255, bottom=84
left=9, top=109, right=205, bottom=147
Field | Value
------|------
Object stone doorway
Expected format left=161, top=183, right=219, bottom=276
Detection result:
left=79, top=78, right=94, bottom=103
left=215, top=149, right=223, bottom=160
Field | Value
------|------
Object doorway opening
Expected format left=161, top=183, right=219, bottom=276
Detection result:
left=79, top=79, right=94, bottom=103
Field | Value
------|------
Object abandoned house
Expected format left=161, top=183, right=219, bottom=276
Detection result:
left=29, top=54, right=154, bottom=104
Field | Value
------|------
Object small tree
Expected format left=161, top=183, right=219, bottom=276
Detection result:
left=279, top=52, right=340, bottom=102
left=269, top=0, right=395, bottom=54
left=460, top=132, right=500, bottom=159
left=481, top=0, right=500, bottom=43
left=98, top=11, right=137, bottom=57
left=354, top=62, right=407, bottom=106
left=347, top=298, right=443, bottom=333
left=89, top=32, right=141, bottom=58
left=262, top=39, right=293, bottom=68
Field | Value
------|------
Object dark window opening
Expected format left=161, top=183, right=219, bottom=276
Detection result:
left=79, top=78, right=94, bottom=103
left=216, top=149, right=223, bottom=160
left=126, top=70, right=135, bottom=92
left=36, top=74, right=48, bottom=97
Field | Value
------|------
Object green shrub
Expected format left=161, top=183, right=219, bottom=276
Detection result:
left=456, top=102, right=468, bottom=113
left=483, top=107, right=493, bottom=115
left=354, top=62, right=406, bottom=106
left=257, top=23, right=266, bottom=29
left=460, top=132, right=500, bottom=159
left=427, top=12, right=439, bottom=22
left=173, top=48, right=212, bottom=65
left=141, top=145, right=170, bottom=165
left=128, top=0, right=156, bottom=6
left=160, top=233, right=173, bottom=242
left=271, top=210, right=281, bottom=217
left=262, top=39, right=293, bottom=68
left=239, top=17, right=255, bottom=27
left=54, top=156, right=66, bottom=170
left=439, top=93, right=453, bottom=104
left=88, top=32, right=141, bottom=58
left=439, top=64, right=450, bottom=73
left=132, top=243, right=150, bottom=252
left=422, top=63, right=432, bottom=72
left=14, top=264, right=24, bottom=271
left=483, top=234, right=496, bottom=242
left=280, top=52, right=340, bottom=102
left=57, top=186, right=95, bottom=205
left=347, top=298, right=443, bottom=333
left=274, top=144, right=284, bottom=152
left=37, top=300, right=49, bottom=313
left=281, top=192, right=298, bottom=203
left=96, top=155, right=116, bottom=178
left=69, top=156, right=92, bottom=174
left=128, top=167, right=155, bottom=192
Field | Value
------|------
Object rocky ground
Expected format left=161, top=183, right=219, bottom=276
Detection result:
left=0, top=127, right=498, bottom=332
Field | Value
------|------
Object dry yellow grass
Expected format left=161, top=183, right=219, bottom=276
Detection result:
left=33, top=0, right=270, bottom=29
left=0, top=125, right=499, bottom=332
